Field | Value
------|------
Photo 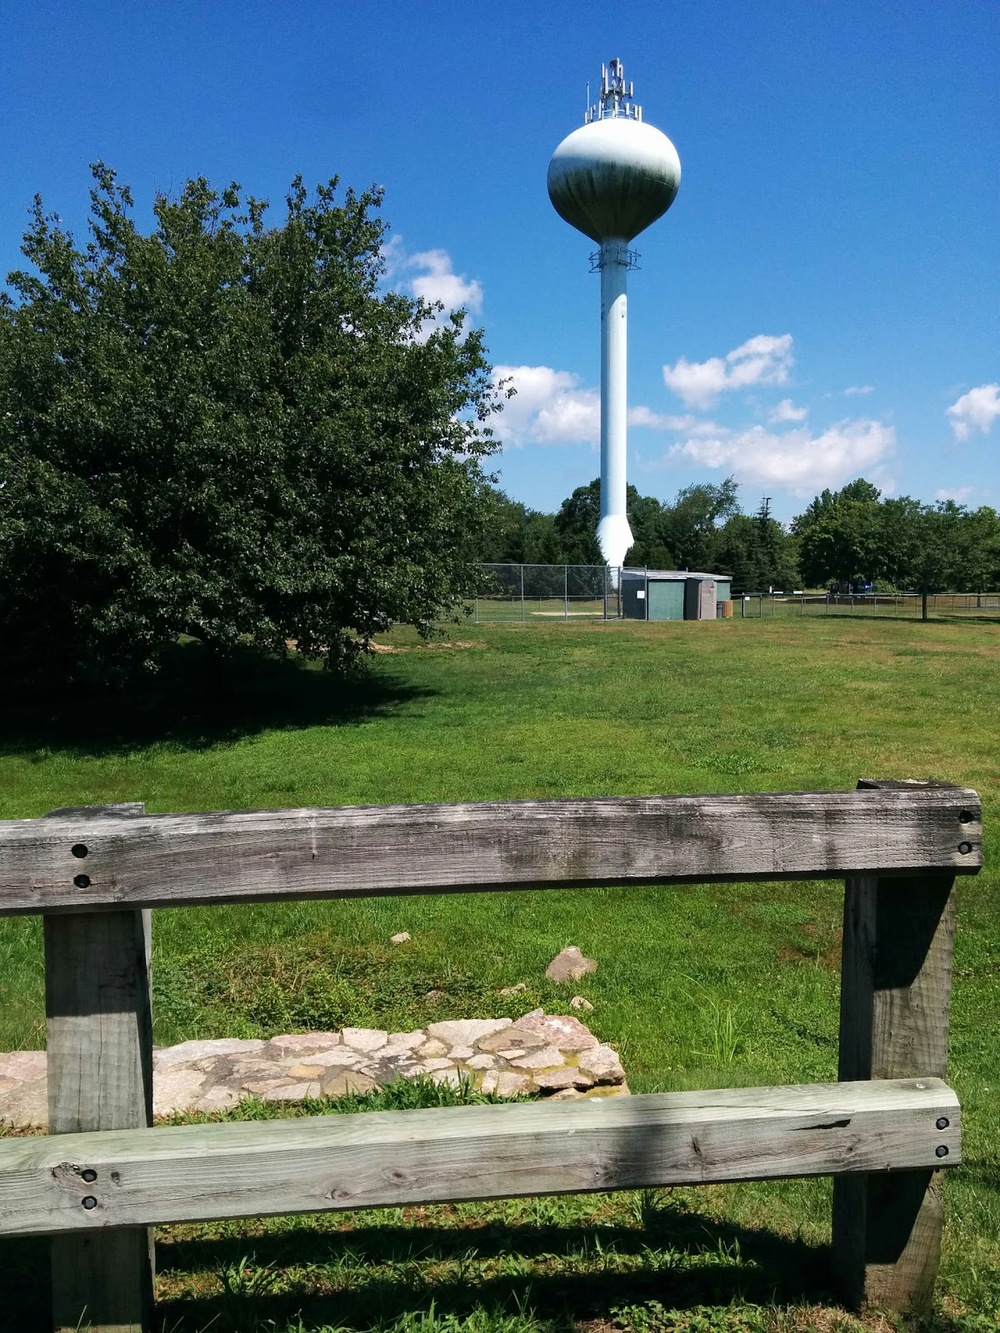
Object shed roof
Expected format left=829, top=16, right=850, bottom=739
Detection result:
left=622, top=569, right=730, bottom=581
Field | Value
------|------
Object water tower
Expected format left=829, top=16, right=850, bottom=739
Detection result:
left=548, top=59, right=681, bottom=569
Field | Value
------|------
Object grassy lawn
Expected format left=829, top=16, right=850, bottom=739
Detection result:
left=0, top=615, right=997, bottom=1331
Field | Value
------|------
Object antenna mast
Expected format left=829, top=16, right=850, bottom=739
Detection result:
left=585, top=58, right=642, bottom=124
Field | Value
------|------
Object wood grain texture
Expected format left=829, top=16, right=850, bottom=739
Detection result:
left=45, top=911, right=154, bottom=1132
left=44, top=806, right=154, bottom=1333
left=0, top=1080, right=960, bottom=1237
left=833, top=807, right=959, bottom=1316
left=0, top=787, right=982, bottom=915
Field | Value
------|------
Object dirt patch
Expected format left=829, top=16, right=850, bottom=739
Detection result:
left=775, top=918, right=843, bottom=972
left=369, top=639, right=486, bottom=654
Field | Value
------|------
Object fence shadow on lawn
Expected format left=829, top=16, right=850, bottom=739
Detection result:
left=151, top=1203, right=834, bottom=1331
left=814, top=610, right=1000, bottom=627
left=0, top=642, right=434, bottom=758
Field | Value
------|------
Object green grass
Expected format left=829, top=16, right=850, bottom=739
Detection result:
left=0, top=615, right=998, bottom=1332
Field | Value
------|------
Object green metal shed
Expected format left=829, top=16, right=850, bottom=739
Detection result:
left=622, top=569, right=732, bottom=622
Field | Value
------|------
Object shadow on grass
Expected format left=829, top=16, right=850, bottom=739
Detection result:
left=0, top=642, right=434, bottom=758
left=796, top=612, right=1000, bottom=627
left=147, top=1204, right=835, bottom=1332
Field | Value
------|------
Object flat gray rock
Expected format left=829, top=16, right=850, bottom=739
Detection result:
left=513, top=1013, right=599, bottom=1051
left=0, top=1051, right=46, bottom=1081
left=508, top=1045, right=567, bottom=1071
left=154, top=1038, right=265, bottom=1069
left=341, top=1027, right=388, bottom=1052
left=321, top=1070, right=378, bottom=1098
left=426, top=1018, right=513, bottom=1047
left=577, top=1044, right=626, bottom=1084
left=265, top=1032, right=341, bottom=1055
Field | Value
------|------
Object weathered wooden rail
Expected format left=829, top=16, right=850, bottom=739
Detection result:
left=0, top=780, right=982, bottom=1332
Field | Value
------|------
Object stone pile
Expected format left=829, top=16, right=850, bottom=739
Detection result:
left=0, top=1010, right=627, bottom=1129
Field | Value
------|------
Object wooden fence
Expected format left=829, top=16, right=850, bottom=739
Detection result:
left=0, top=779, right=982, bottom=1333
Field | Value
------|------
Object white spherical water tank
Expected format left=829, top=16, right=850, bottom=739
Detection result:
left=547, top=114, right=681, bottom=244
left=547, top=61, right=681, bottom=571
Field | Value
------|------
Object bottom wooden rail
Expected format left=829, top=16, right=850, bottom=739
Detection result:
left=0, top=1078, right=959, bottom=1237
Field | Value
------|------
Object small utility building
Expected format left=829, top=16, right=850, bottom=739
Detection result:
left=622, top=569, right=732, bottom=621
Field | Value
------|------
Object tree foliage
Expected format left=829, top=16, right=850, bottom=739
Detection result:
left=715, top=503, right=801, bottom=595
left=795, top=493, right=884, bottom=589
left=554, top=480, right=603, bottom=565
left=658, top=478, right=740, bottom=571
left=481, top=469, right=1000, bottom=610
left=479, top=474, right=798, bottom=594
left=791, top=480, right=1000, bottom=607
left=0, top=165, right=501, bottom=688
left=477, top=491, right=564, bottom=565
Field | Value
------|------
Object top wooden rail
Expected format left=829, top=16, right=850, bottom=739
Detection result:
left=0, top=785, right=982, bottom=915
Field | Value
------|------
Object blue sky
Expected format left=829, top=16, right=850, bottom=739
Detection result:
left=2, top=0, right=997, bottom=524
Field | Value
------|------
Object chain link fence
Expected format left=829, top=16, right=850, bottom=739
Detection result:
left=463, top=568, right=1000, bottom=625
left=738, top=592, right=1000, bottom=619
left=470, top=564, right=622, bottom=622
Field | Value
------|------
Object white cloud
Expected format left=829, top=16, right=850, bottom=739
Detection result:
left=407, top=248, right=483, bottom=315
left=382, top=240, right=484, bottom=341
left=947, top=383, right=1000, bottom=441
left=493, top=365, right=599, bottom=446
left=662, top=334, right=793, bottom=409
left=626, top=406, right=704, bottom=432
left=844, top=384, right=875, bottom=396
left=935, top=486, right=973, bottom=503
left=493, top=367, right=678, bottom=448
left=669, top=417, right=896, bottom=496
left=769, top=398, right=808, bottom=424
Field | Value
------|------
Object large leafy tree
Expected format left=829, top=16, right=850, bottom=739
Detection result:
left=547, top=477, right=679, bottom=568
left=882, top=498, right=999, bottom=619
left=625, top=491, right=675, bottom=569
left=659, top=477, right=740, bottom=571
left=553, top=479, right=603, bottom=565
left=793, top=479, right=883, bottom=588
left=715, top=503, right=801, bottom=595
left=0, top=165, right=501, bottom=687
left=531, top=475, right=739, bottom=571
left=478, top=488, right=565, bottom=565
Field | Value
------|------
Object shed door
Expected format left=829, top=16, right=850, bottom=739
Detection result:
left=648, top=580, right=685, bottom=620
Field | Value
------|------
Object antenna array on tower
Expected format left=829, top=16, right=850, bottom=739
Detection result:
left=585, top=57, right=642, bottom=124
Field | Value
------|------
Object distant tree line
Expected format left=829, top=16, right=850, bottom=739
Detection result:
left=480, top=476, right=798, bottom=594
left=480, top=476, right=1000, bottom=608
left=793, top=478, right=1000, bottom=617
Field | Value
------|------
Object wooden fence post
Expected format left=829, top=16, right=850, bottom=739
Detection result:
left=44, top=805, right=155, bottom=1333
left=832, top=785, right=961, bottom=1314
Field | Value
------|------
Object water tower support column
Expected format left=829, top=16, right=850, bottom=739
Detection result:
left=597, top=239, right=634, bottom=570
